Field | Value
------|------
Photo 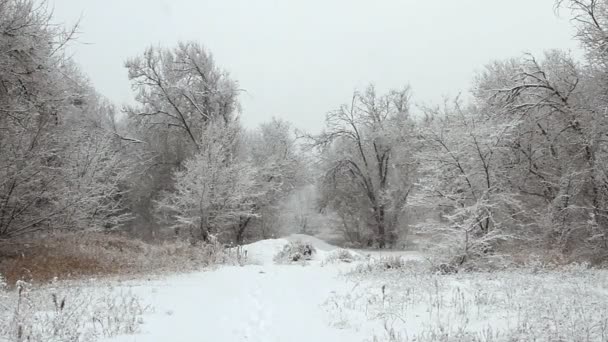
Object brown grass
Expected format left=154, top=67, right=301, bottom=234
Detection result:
left=0, top=232, right=231, bottom=287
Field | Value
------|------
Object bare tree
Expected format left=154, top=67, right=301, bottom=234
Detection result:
left=123, top=41, right=241, bottom=238
left=414, top=98, right=522, bottom=264
left=156, top=119, right=259, bottom=243
left=310, top=85, right=415, bottom=248
left=557, top=0, right=608, bottom=69
left=475, top=49, right=608, bottom=252
left=125, top=41, right=240, bottom=150
left=0, top=0, right=132, bottom=239
left=234, top=118, right=308, bottom=243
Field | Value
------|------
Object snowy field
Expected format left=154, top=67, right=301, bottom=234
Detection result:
left=2, top=235, right=608, bottom=342
left=327, top=259, right=608, bottom=341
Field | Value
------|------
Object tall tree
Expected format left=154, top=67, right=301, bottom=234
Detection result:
left=123, top=41, right=241, bottom=238
left=414, top=98, right=522, bottom=263
left=155, top=119, right=259, bottom=242
left=235, top=118, right=307, bottom=243
left=311, top=85, right=415, bottom=248
left=125, top=41, right=239, bottom=151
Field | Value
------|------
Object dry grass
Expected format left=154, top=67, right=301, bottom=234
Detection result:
left=0, top=280, right=149, bottom=341
left=326, top=259, right=608, bottom=342
left=0, top=232, right=231, bottom=287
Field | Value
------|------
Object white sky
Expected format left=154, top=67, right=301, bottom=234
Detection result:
left=51, top=0, right=581, bottom=132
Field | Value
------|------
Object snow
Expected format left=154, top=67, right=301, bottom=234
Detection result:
left=237, top=237, right=290, bottom=264
left=8, top=235, right=605, bottom=342
left=103, top=235, right=362, bottom=342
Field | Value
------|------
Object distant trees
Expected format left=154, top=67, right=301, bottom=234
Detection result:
left=7, top=0, right=608, bottom=270
left=242, top=118, right=307, bottom=241
left=311, top=85, right=416, bottom=248
left=121, top=39, right=314, bottom=244
left=152, top=115, right=307, bottom=243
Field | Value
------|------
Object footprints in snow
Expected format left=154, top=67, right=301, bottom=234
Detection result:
left=240, top=270, right=275, bottom=342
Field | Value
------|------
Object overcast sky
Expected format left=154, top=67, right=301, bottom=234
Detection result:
left=51, top=0, right=581, bottom=132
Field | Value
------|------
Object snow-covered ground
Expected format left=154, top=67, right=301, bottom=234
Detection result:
left=3, top=236, right=608, bottom=342
left=325, top=258, right=608, bottom=341
left=94, top=235, right=363, bottom=342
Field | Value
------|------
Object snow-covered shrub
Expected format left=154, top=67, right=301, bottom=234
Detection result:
left=273, top=241, right=316, bottom=264
left=321, top=249, right=361, bottom=265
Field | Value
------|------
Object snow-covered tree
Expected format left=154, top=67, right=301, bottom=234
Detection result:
left=125, top=41, right=239, bottom=151
left=413, top=98, right=522, bottom=263
left=239, top=118, right=309, bottom=242
left=156, top=119, right=260, bottom=242
left=0, top=0, right=132, bottom=239
left=123, top=41, right=241, bottom=238
left=477, top=50, right=608, bottom=252
left=311, top=85, right=416, bottom=248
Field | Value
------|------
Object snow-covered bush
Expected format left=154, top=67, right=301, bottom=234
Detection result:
left=321, top=249, right=361, bottom=265
left=273, top=241, right=316, bottom=264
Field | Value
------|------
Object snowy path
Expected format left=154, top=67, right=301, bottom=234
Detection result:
left=106, top=238, right=363, bottom=342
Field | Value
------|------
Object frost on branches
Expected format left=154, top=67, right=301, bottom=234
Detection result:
left=310, top=85, right=416, bottom=248
left=0, top=0, right=133, bottom=239
left=156, top=119, right=260, bottom=243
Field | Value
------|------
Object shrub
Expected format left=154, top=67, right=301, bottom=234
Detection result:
left=273, top=241, right=316, bottom=264
left=322, top=249, right=361, bottom=265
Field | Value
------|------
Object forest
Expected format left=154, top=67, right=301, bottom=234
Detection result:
left=2, top=0, right=608, bottom=280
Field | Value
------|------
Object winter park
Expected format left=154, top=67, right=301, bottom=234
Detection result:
left=3, top=0, right=608, bottom=341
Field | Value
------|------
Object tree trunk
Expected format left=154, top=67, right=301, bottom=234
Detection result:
left=375, top=205, right=386, bottom=248
left=235, top=216, right=252, bottom=244
left=199, top=217, right=209, bottom=242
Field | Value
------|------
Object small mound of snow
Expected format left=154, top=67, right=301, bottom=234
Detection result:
left=235, top=235, right=341, bottom=266
left=240, top=238, right=290, bottom=265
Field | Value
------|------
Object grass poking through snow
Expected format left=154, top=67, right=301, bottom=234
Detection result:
left=0, top=279, right=149, bottom=342
left=325, top=257, right=608, bottom=342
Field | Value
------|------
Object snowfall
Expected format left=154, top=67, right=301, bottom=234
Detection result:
left=3, top=234, right=608, bottom=342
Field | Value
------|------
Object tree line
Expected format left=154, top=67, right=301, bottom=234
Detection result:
left=2, top=0, right=608, bottom=265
